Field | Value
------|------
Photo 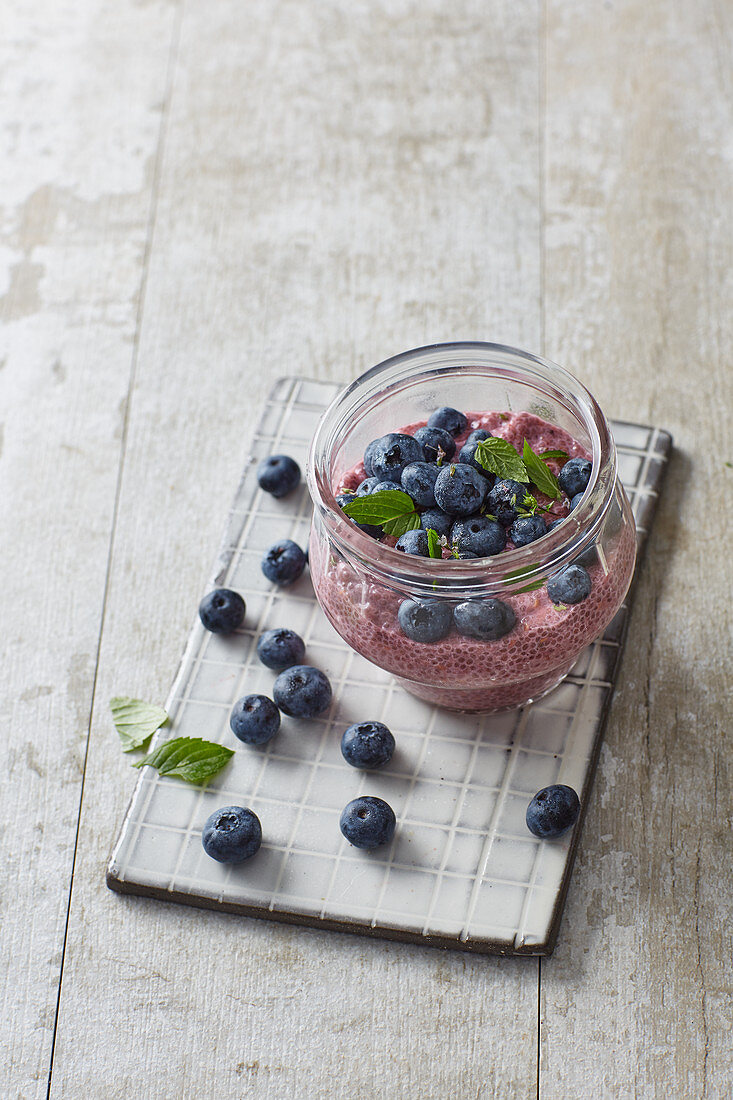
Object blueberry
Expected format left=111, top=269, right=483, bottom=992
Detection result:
left=434, top=463, right=488, bottom=517
left=467, top=428, right=492, bottom=444
left=546, top=518, right=564, bottom=531
left=356, top=476, right=380, bottom=496
left=336, top=492, right=356, bottom=508
left=427, top=406, right=468, bottom=438
left=370, top=433, right=425, bottom=483
left=199, top=588, right=246, bottom=633
left=509, top=515, right=548, bottom=547
left=558, top=457, right=591, bottom=498
left=340, top=796, right=396, bottom=849
left=340, top=721, right=395, bottom=769
left=413, top=426, right=456, bottom=464
left=261, top=539, right=307, bottom=585
left=569, top=492, right=584, bottom=511
left=353, top=521, right=384, bottom=538
left=230, top=694, right=281, bottom=745
left=371, top=480, right=403, bottom=494
left=486, top=478, right=528, bottom=526
left=573, top=542, right=598, bottom=569
left=455, top=551, right=478, bottom=558
left=273, top=665, right=332, bottom=717
left=450, top=516, right=506, bottom=557
left=457, top=441, right=496, bottom=486
left=546, top=564, right=592, bottom=605
left=397, top=599, right=453, bottom=642
left=257, top=454, right=301, bottom=498
left=453, top=599, right=516, bottom=640
left=202, top=806, right=262, bottom=863
left=526, top=785, right=580, bottom=839
left=363, top=438, right=381, bottom=476
left=399, top=462, right=438, bottom=508
left=395, top=529, right=429, bottom=556
left=419, top=508, right=453, bottom=537
left=256, top=627, right=306, bottom=670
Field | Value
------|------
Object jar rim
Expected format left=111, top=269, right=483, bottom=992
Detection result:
left=307, top=342, right=618, bottom=599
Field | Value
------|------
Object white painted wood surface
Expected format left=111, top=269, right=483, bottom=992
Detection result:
left=1, top=0, right=729, bottom=1097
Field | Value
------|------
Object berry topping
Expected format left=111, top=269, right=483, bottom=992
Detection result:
left=198, top=588, right=246, bottom=634
left=466, top=428, right=493, bottom=444
left=486, top=478, right=529, bottom=526
left=273, top=665, right=333, bottom=717
left=419, top=508, right=453, bottom=537
left=413, top=425, right=456, bottom=464
left=261, top=539, right=307, bottom=585
left=569, top=492, right=584, bottom=511
left=256, top=454, right=301, bottom=498
left=427, top=406, right=468, bottom=437
left=202, top=806, right=262, bottom=863
left=457, top=441, right=496, bottom=485
left=370, top=433, right=425, bottom=483
left=434, top=463, right=488, bottom=517
left=340, top=796, right=396, bottom=849
left=547, top=564, right=592, bottom=605
left=558, top=457, right=592, bottom=498
left=526, top=785, right=580, bottom=839
left=336, top=492, right=356, bottom=507
left=256, top=628, right=306, bottom=670
left=340, top=721, right=395, bottom=769
left=453, top=599, right=516, bottom=640
left=394, top=529, right=429, bottom=555
left=508, top=515, right=547, bottom=547
left=363, top=438, right=381, bottom=476
left=356, top=476, right=380, bottom=495
left=573, top=542, right=598, bottom=569
left=450, top=515, right=506, bottom=557
left=397, top=599, right=453, bottom=642
left=229, top=694, right=281, bottom=745
left=400, top=461, right=439, bottom=508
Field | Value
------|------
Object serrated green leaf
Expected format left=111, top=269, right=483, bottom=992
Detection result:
left=342, top=489, right=419, bottom=533
left=501, top=564, right=545, bottom=593
left=426, top=528, right=442, bottom=558
left=539, top=449, right=569, bottom=462
left=132, top=737, right=234, bottom=784
left=110, top=696, right=168, bottom=753
left=474, top=438, right=529, bottom=482
left=383, top=511, right=421, bottom=537
left=522, top=440, right=561, bottom=500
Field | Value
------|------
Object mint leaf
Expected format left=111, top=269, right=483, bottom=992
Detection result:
left=522, top=439, right=561, bottom=500
left=539, top=449, right=569, bottom=462
left=502, top=564, right=545, bottom=594
left=383, top=511, right=421, bottom=538
left=110, top=696, right=168, bottom=753
left=474, top=438, right=528, bottom=482
left=342, top=489, right=419, bottom=537
left=426, top=528, right=442, bottom=558
left=132, top=737, right=234, bottom=784
left=517, top=491, right=539, bottom=516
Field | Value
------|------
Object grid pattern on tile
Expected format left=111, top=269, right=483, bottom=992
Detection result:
left=108, top=377, right=671, bottom=954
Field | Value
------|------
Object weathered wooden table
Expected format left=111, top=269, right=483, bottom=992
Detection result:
left=2, top=2, right=730, bottom=1096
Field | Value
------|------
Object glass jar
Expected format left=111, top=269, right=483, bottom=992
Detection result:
left=306, top=342, right=636, bottom=712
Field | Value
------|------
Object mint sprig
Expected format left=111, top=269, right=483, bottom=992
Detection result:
left=474, top=438, right=529, bottom=483
left=502, top=564, right=545, bottom=594
left=110, top=696, right=168, bottom=752
left=539, top=449, right=569, bottom=462
left=426, top=528, right=442, bottom=559
left=522, top=440, right=561, bottom=500
left=342, top=489, right=421, bottom=538
left=132, top=737, right=234, bottom=784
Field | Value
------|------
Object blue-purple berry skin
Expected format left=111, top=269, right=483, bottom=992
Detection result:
left=427, top=407, right=468, bottom=438
left=558, top=457, right=592, bottom=498
left=340, top=796, right=396, bottom=849
left=370, top=433, right=425, bottom=483
left=546, top=564, right=592, bottom=605
left=398, top=599, right=453, bottom=642
left=256, top=628, right=306, bottom=670
left=261, top=539, right=307, bottom=585
left=486, top=478, right=528, bottom=526
left=526, top=785, right=580, bottom=839
left=202, top=806, right=262, bottom=862
left=509, top=515, right=547, bottom=547
left=434, top=463, right=488, bottom=517
left=341, top=721, right=395, bottom=769
left=457, top=441, right=496, bottom=486
left=230, top=694, right=281, bottom=745
left=257, top=454, right=301, bottom=498
left=199, top=588, right=246, bottom=633
left=273, top=665, right=332, bottom=718
left=450, top=515, right=506, bottom=557
left=467, top=428, right=492, bottom=444
left=394, top=529, right=429, bottom=556
left=413, top=426, right=456, bottom=464
left=419, top=509, right=454, bottom=537
left=400, top=462, right=439, bottom=508
left=453, top=599, right=516, bottom=641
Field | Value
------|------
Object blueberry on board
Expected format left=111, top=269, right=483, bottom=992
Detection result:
left=434, top=463, right=488, bottom=517
left=363, top=438, right=381, bottom=477
left=257, top=454, right=301, bottom=498
left=202, top=806, right=262, bottom=863
left=419, top=508, right=454, bottom=537
left=450, top=515, right=506, bottom=557
left=273, top=665, right=333, bottom=717
left=230, top=694, right=281, bottom=745
left=340, top=796, right=396, bottom=849
left=356, top=476, right=381, bottom=496
left=526, top=785, right=580, bottom=839
left=370, top=433, right=425, bottom=483
left=467, top=428, right=492, bottom=444
left=457, top=441, right=496, bottom=486
left=509, top=515, right=548, bottom=547
left=261, top=539, right=307, bottom=585
left=558, top=457, right=592, bottom=498
left=486, top=478, right=528, bottom=526
left=427, top=406, right=468, bottom=438
left=395, top=529, right=429, bottom=556
left=256, top=627, right=306, bottom=670
left=546, top=564, right=592, bottom=605
left=453, top=599, right=516, bottom=641
left=199, top=588, right=246, bottom=633
left=401, top=462, right=439, bottom=508
left=397, top=599, right=453, bottom=643
left=413, top=426, right=456, bottom=464
left=569, top=492, right=584, bottom=511
left=341, top=721, right=395, bottom=769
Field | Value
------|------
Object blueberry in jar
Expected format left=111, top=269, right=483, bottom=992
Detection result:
left=457, top=441, right=496, bottom=486
left=558, top=457, right=592, bottom=498
left=340, top=721, right=395, bottom=769
left=546, top=564, right=592, bottom=605
left=370, top=433, right=425, bottom=483
left=394, top=529, right=429, bottom=556
left=356, top=476, right=381, bottom=496
left=413, top=426, right=456, bottom=464
left=256, top=454, right=301, bottom=498
left=434, top=463, right=488, bottom=517
left=397, top=599, right=453, bottom=642
left=466, top=428, right=492, bottom=444
left=569, top=492, right=584, bottom=511
left=509, top=515, right=547, bottom=547
left=273, top=665, right=332, bottom=717
left=453, top=599, right=516, bottom=641
left=400, top=462, right=439, bottom=508
left=363, top=438, right=381, bottom=477
left=336, top=492, right=356, bottom=507
left=340, top=796, right=396, bottom=849
left=261, top=539, right=307, bottom=585
left=230, top=694, right=281, bottom=745
left=202, top=806, right=262, bottom=863
left=419, top=508, right=453, bottom=538
left=198, top=588, right=246, bottom=633
left=256, top=627, right=306, bottom=670
left=526, top=785, right=580, bottom=839
left=486, top=478, right=529, bottom=526
left=427, top=406, right=468, bottom=438
left=450, top=516, right=506, bottom=557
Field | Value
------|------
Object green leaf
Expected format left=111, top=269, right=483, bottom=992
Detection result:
left=110, top=696, right=168, bottom=753
left=383, top=511, right=421, bottom=538
left=426, top=528, right=442, bottom=558
left=342, top=489, right=419, bottom=534
left=516, top=491, right=539, bottom=516
left=501, top=564, right=545, bottom=594
left=473, top=438, right=529, bottom=482
left=522, top=439, right=561, bottom=500
left=539, top=449, right=569, bottom=462
left=132, top=737, right=234, bottom=784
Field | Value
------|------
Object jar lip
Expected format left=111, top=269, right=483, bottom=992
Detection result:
left=307, top=342, right=617, bottom=597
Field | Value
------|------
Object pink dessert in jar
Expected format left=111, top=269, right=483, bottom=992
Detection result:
left=306, top=343, right=637, bottom=713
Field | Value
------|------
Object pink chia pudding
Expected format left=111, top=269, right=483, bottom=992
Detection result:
left=309, top=409, right=636, bottom=712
